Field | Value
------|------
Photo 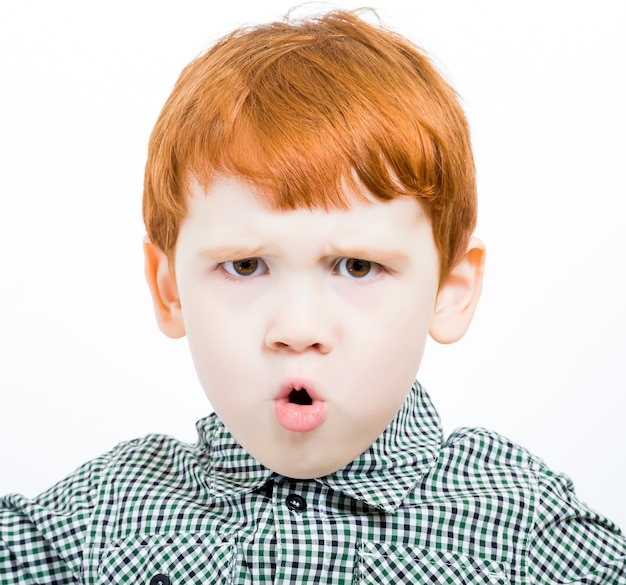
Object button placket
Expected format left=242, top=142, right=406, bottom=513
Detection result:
left=272, top=481, right=346, bottom=583
left=271, top=481, right=313, bottom=582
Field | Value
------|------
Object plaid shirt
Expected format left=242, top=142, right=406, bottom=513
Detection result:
left=1, top=382, right=625, bottom=584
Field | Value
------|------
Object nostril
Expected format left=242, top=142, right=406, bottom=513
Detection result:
left=288, top=388, right=313, bottom=405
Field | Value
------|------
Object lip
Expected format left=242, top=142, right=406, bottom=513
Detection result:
left=276, top=378, right=322, bottom=401
left=274, top=378, right=327, bottom=433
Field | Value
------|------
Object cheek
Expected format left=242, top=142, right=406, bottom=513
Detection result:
left=181, top=281, right=264, bottom=344
left=181, top=296, right=262, bottom=390
left=371, top=294, right=434, bottom=380
left=347, top=303, right=431, bottom=402
left=373, top=287, right=434, bottom=343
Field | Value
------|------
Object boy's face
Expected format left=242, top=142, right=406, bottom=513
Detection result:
left=147, top=175, right=479, bottom=479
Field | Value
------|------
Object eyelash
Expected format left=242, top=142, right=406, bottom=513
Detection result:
left=217, top=257, right=385, bottom=282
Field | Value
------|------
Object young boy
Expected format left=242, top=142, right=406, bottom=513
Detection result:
left=1, top=9, right=624, bottom=584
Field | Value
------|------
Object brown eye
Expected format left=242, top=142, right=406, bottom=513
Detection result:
left=335, top=257, right=381, bottom=279
left=345, top=258, right=371, bottom=277
left=222, top=258, right=267, bottom=278
left=233, top=258, right=258, bottom=275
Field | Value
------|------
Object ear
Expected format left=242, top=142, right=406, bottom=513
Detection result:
left=143, top=237, right=185, bottom=339
left=430, top=237, right=485, bottom=344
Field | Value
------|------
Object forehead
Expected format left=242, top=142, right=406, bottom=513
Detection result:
left=181, top=175, right=429, bottom=240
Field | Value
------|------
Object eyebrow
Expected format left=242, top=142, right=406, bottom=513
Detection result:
left=197, top=244, right=409, bottom=267
left=198, top=245, right=267, bottom=260
left=326, top=245, right=409, bottom=267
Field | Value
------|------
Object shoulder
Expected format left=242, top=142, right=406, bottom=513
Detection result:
left=420, top=427, right=546, bottom=530
left=92, top=423, right=214, bottom=497
left=439, top=426, right=619, bottom=516
left=1, top=426, right=209, bottom=517
left=104, top=429, right=208, bottom=468
left=0, top=424, right=214, bottom=583
left=437, top=426, right=598, bottom=511
left=437, top=427, right=626, bottom=582
left=441, top=426, right=546, bottom=473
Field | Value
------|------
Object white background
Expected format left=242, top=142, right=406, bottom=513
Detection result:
left=1, top=1, right=624, bottom=529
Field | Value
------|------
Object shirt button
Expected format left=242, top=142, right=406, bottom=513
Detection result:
left=149, top=575, right=171, bottom=585
left=286, top=493, right=307, bottom=512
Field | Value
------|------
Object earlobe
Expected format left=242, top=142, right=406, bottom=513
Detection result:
left=430, top=237, right=485, bottom=344
left=143, top=237, right=186, bottom=339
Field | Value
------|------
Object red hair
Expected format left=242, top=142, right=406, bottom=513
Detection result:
left=143, top=9, right=476, bottom=278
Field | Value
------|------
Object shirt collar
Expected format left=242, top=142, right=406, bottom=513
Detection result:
left=196, top=381, right=442, bottom=512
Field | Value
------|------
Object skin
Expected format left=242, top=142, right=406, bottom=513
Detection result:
left=145, top=175, right=484, bottom=479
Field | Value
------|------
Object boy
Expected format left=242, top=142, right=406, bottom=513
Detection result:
left=1, top=8, right=625, bottom=584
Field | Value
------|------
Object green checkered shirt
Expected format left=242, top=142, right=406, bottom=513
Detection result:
left=2, top=382, right=625, bottom=584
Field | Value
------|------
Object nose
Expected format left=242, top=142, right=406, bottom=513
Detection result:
left=264, top=280, right=335, bottom=354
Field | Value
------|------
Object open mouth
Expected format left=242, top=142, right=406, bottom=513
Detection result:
left=288, top=388, right=313, bottom=406
left=275, top=381, right=326, bottom=432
